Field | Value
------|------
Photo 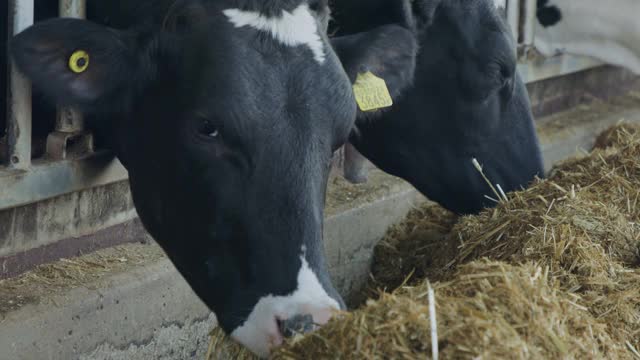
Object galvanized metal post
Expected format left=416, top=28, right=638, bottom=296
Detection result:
left=7, top=0, right=34, bottom=170
left=59, top=0, right=86, bottom=22
left=47, top=0, right=93, bottom=160
left=519, top=0, right=537, bottom=59
left=506, top=0, right=520, bottom=44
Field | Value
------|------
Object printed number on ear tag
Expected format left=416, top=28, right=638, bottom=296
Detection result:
left=69, top=50, right=90, bottom=73
left=353, top=72, right=393, bottom=112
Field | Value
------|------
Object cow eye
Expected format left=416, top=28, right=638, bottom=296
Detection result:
left=198, top=118, right=220, bottom=138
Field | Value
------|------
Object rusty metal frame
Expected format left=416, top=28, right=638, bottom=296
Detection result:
left=0, top=152, right=127, bottom=210
left=1, top=0, right=126, bottom=212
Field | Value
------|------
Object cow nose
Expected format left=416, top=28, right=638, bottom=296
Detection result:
left=278, top=314, right=315, bottom=338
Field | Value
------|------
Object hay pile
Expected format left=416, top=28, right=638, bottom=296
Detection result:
left=276, top=261, right=620, bottom=359
left=272, top=124, right=640, bottom=359
left=369, top=204, right=458, bottom=292
left=206, top=328, right=256, bottom=360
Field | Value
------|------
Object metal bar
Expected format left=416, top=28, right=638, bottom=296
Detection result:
left=512, top=0, right=602, bottom=81
left=59, top=0, right=86, bottom=18
left=56, top=107, right=84, bottom=133
left=0, top=152, right=128, bottom=211
left=506, top=0, right=520, bottom=42
left=521, top=0, right=537, bottom=47
left=6, top=0, right=34, bottom=170
left=56, top=0, right=86, bottom=133
left=47, top=0, right=93, bottom=160
left=517, top=54, right=603, bottom=84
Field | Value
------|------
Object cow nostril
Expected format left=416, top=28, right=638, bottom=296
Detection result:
left=277, top=314, right=316, bottom=338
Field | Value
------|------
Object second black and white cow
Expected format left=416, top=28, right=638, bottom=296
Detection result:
left=10, top=0, right=417, bottom=356
left=332, top=0, right=545, bottom=214
left=535, top=0, right=640, bottom=74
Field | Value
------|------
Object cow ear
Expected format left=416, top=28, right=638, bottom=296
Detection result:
left=331, top=25, right=417, bottom=119
left=10, top=18, right=161, bottom=113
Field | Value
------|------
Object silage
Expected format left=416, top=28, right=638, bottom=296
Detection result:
left=369, top=204, right=458, bottom=293
left=275, top=261, right=621, bottom=359
left=272, top=124, right=640, bottom=359
left=206, top=327, right=257, bottom=360
left=442, top=124, right=640, bottom=347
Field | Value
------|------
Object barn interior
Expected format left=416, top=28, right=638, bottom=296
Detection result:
left=1, top=1, right=640, bottom=359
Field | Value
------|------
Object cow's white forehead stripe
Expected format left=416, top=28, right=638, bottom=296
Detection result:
left=231, top=254, right=339, bottom=357
left=223, top=4, right=326, bottom=64
left=494, top=0, right=506, bottom=9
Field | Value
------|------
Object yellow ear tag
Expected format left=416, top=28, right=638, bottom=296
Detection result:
left=69, top=50, right=90, bottom=73
left=352, top=71, right=393, bottom=112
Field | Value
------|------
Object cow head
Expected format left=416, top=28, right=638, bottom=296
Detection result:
left=10, top=0, right=416, bottom=356
left=332, top=0, right=544, bottom=214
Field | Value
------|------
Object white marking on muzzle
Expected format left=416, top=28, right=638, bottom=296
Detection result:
left=230, top=255, right=340, bottom=358
left=223, top=4, right=326, bottom=64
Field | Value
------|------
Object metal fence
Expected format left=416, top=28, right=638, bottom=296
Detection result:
left=508, top=0, right=603, bottom=83
left=1, top=0, right=127, bottom=211
left=0, top=0, right=602, bottom=211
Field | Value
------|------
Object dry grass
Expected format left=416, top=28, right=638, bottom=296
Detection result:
left=441, top=124, right=640, bottom=348
left=205, top=328, right=257, bottom=360
left=270, top=124, right=640, bottom=359
left=275, top=261, right=622, bottom=359
left=370, top=203, right=458, bottom=291
left=0, top=243, right=161, bottom=316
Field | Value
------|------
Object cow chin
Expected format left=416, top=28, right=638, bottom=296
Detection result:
left=230, top=256, right=341, bottom=358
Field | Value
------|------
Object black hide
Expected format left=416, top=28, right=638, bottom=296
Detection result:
left=331, top=0, right=544, bottom=214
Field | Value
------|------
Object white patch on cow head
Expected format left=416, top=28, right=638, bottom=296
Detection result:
left=223, top=4, right=326, bottom=64
left=493, top=0, right=506, bottom=10
left=230, top=253, right=340, bottom=357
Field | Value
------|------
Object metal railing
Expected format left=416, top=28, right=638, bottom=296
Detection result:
left=1, top=0, right=127, bottom=211
left=7, top=0, right=33, bottom=171
left=47, top=0, right=94, bottom=160
left=510, top=0, right=603, bottom=83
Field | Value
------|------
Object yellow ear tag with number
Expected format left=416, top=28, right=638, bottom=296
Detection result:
left=352, top=71, right=393, bottom=112
left=69, top=50, right=90, bottom=73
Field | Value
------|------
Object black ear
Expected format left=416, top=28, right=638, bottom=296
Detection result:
left=10, top=18, right=160, bottom=113
left=331, top=24, right=417, bottom=119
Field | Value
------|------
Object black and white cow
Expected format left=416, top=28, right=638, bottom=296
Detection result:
left=9, top=0, right=417, bottom=356
left=535, top=0, right=640, bottom=74
left=332, top=0, right=545, bottom=214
